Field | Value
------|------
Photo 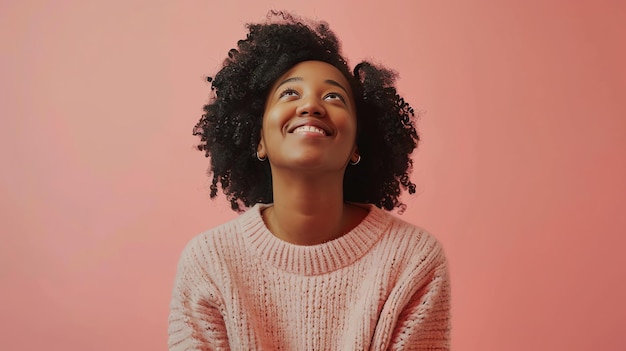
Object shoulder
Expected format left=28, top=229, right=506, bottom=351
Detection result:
left=177, top=204, right=265, bottom=270
left=182, top=216, right=240, bottom=256
left=371, top=207, right=448, bottom=270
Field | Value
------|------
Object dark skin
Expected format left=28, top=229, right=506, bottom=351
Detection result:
left=257, top=60, right=367, bottom=245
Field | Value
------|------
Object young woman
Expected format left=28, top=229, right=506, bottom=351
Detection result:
left=169, top=12, right=450, bottom=350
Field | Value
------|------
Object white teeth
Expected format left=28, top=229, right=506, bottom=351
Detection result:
left=293, top=125, right=326, bottom=136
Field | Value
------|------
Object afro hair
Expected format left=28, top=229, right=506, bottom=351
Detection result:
left=194, top=11, right=419, bottom=212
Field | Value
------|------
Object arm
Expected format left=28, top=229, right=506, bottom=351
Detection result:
left=168, top=243, right=230, bottom=351
left=388, top=250, right=451, bottom=350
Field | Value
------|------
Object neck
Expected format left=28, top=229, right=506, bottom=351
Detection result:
left=263, top=170, right=364, bottom=245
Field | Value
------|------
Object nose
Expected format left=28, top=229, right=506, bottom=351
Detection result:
left=296, top=97, right=326, bottom=117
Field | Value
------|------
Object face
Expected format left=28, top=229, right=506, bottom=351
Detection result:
left=257, top=60, right=359, bottom=173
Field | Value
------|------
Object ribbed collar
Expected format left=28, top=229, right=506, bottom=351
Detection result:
left=238, top=203, right=391, bottom=276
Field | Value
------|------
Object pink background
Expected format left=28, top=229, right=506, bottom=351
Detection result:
left=2, top=0, right=625, bottom=349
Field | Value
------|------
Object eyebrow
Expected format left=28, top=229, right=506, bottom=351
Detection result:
left=274, top=77, right=349, bottom=95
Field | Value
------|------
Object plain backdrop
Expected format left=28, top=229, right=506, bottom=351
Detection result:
left=1, top=0, right=625, bottom=350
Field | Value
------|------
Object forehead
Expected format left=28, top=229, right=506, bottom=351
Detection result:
left=272, top=60, right=352, bottom=90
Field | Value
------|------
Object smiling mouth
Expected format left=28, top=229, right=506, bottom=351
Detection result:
left=291, top=125, right=327, bottom=136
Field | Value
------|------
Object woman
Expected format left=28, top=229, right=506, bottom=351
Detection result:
left=169, top=12, right=450, bottom=350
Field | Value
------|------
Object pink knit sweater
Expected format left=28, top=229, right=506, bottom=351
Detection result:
left=168, top=203, right=450, bottom=350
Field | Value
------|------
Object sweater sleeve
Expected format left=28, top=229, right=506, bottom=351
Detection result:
left=387, top=246, right=451, bottom=351
left=168, top=241, right=230, bottom=351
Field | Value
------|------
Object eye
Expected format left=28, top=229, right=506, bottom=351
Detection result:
left=279, top=88, right=300, bottom=99
left=324, top=92, right=345, bottom=103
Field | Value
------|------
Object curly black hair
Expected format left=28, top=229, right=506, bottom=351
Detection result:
left=194, top=11, right=419, bottom=212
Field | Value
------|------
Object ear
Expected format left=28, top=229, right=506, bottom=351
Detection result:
left=350, top=146, right=360, bottom=163
left=257, top=132, right=267, bottom=159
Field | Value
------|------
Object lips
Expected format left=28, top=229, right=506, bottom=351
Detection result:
left=287, top=119, right=333, bottom=136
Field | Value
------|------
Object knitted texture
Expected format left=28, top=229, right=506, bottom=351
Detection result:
left=168, top=204, right=450, bottom=350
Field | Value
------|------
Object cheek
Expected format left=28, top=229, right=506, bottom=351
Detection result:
left=263, top=105, right=289, bottom=128
left=338, top=113, right=358, bottom=137
left=260, top=111, right=286, bottom=145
